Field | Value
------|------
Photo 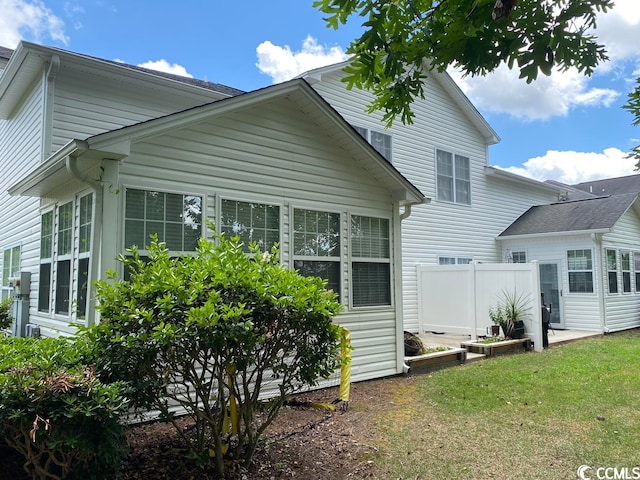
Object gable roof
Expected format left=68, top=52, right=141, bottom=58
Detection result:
left=498, top=193, right=640, bottom=239
left=0, top=41, right=243, bottom=118
left=299, top=60, right=500, bottom=145
left=572, top=174, right=640, bottom=197
left=9, top=78, right=425, bottom=206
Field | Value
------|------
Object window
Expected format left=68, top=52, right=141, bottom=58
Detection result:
left=621, top=252, right=631, bottom=293
left=511, top=251, right=527, bottom=263
left=2, top=245, right=20, bottom=286
left=125, top=189, right=202, bottom=252
left=39, top=212, right=53, bottom=312
left=606, top=249, right=618, bottom=294
left=220, top=199, right=279, bottom=252
left=438, top=256, right=473, bottom=265
left=567, top=249, right=593, bottom=293
left=76, top=195, right=92, bottom=318
left=293, top=209, right=341, bottom=297
left=635, top=252, right=640, bottom=293
left=351, top=215, right=390, bottom=307
left=55, top=202, right=73, bottom=314
left=353, top=126, right=392, bottom=161
left=436, top=149, right=471, bottom=204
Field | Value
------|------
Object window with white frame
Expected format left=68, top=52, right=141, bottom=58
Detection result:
left=38, top=193, right=94, bottom=317
left=511, top=251, right=527, bottom=263
left=567, top=249, right=594, bottom=293
left=353, top=126, right=392, bottom=161
left=125, top=189, right=202, bottom=252
left=351, top=215, right=390, bottom=307
left=635, top=252, right=640, bottom=293
left=621, top=251, right=631, bottom=293
left=220, top=199, right=279, bottom=253
left=38, top=211, right=53, bottom=312
left=438, top=256, right=473, bottom=265
left=293, top=208, right=341, bottom=298
left=2, top=245, right=20, bottom=286
left=436, top=149, right=471, bottom=204
left=606, top=249, right=618, bottom=294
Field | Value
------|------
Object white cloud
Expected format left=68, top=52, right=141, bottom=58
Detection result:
left=594, top=0, right=640, bottom=64
left=499, top=148, right=637, bottom=184
left=137, top=59, right=193, bottom=78
left=256, top=35, right=349, bottom=84
left=0, top=0, right=67, bottom=48
left=451, top=66, right=619, bottom=121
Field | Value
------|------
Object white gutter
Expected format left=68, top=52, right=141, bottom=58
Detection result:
left=497, top=228, right=611, bottom=242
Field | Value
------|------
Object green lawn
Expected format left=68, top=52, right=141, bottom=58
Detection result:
left=367, top=330, right=640, bottom=480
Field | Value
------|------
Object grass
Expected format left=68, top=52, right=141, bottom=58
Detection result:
left=365, top=330, right=640, bottom=480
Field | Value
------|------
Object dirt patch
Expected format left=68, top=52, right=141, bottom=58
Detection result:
left=1, top=375, right=415, bottom=479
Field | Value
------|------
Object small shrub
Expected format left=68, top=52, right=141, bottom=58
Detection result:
left=0, top=297, right=12, bottom=330
left=0, top=336, right=129, bottom=480
left=82, top=234, right=344, bottom=478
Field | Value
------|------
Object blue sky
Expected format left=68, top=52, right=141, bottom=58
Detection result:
left=1, top=0, right=639, bottom=184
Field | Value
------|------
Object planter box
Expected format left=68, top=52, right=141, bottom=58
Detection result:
left=405, top=347, right=467, bottom=375
left=461, top=337, right=532, bottom=357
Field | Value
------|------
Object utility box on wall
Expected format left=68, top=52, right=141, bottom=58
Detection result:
left=8, top=271, right=31, bottom=298
left=10, top=272, right=32, bottom=338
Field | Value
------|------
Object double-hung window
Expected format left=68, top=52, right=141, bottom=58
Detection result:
left=220, top=199, right=279, bottom=252
left=567, top=249, right=594, bottom=293
left=39, top=212, right=53, bottom=312
left=293, top=209, right=341, bottom=297
left=55, top=202, right=73, bottom=314
left=76, top=195, right=93, bottom=318
left=351, top=215, right=391, bottom=307
left=511, top=251, right=527, bottom=263
left=621, top=252, right=631, bottom=293
left=125, top=189, right=202, bottom=252
left=436, top=149, right=471, bottom=204
left=2, top=245, right=20, bottom=287
left=353, top=126, right=392, bottom=161
left=635, top=252, right=640, bottom=293
left=606, top=249, right=618, bottom=294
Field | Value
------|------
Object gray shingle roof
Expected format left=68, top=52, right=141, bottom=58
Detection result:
left=573, top=174, right=640, bottom=196
left=0, top=46, right=12, bottom=61
left=499, top=193, right=639, bottom=237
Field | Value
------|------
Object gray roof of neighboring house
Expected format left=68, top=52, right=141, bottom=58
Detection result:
left=0, top=44, right=244, bottom=97
left=544, top=179, right=596, bottom=200
left=572, top=174, right=640, bottom=196
left=498, top=193, right=639, bottom=237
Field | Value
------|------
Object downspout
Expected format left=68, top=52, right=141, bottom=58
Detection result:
left=592, top=232, right=609, bottom=333
left=42, top=55, right=60, bottom=160
left=66, top=143, right=102, bottom=327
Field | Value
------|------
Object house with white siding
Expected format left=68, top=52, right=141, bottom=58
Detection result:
left=301, top=63, right=570, bottom=333
left=0, top=42, right=425, bottom=383
left=498, top=193, right=640, bottom=333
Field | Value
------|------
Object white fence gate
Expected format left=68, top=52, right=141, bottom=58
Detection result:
left=417, top=262, right=543, bottom=352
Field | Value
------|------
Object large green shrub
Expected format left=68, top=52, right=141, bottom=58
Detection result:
left=0, top=296, right=12, bottom=330
left=82, top=234, right=344, bottom=477
left=0, top=337, right=129, bottom=480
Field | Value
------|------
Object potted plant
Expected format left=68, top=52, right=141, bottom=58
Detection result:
left=488, top=306, right=504, bottom=336
left=497, top=290, right=531, bottom=339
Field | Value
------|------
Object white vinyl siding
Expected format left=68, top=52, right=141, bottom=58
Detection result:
left=114, top=99, right=400, bottom=382
left=309, top=68, right=561, bottom=332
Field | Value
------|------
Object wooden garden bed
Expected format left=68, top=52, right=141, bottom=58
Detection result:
left=460, top=337, right=532, bottom=357
left=404, top=347, right=467, bottom=375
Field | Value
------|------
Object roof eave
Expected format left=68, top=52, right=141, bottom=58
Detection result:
left=485, top=166, right=565, bottom=194
left=497, top=228, right=611, bottom=241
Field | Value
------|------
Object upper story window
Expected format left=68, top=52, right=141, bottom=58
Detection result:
left=353, top=126, right=392, bottom=161
left=2, top=245, right=20, bottom=287
left=293, top=208, right=341, bottom=297
left=567, top=249, right=593, bottom=293
left=125, top=189, right=202, bottom=252
left=438, top=256, right=473, bottom=265
left=351, top=215, right=391, bottom=307
left=436, top=149, right=471, bottom=204
left=220, top=199, right=279, bottom=253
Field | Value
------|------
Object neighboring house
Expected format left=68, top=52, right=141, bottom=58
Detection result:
left=498, top=193, right=640, bottom=333
left=1, top=42, right=424, bottom=383
left=572, top=173, right=640, bottom=197
left=300, top=62, right=565, bottom=332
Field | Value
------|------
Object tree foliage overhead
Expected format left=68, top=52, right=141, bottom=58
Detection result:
left=314, top=0, right=613, bottom=125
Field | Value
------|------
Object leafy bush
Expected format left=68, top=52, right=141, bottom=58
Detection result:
left=0, top=297, right=12, bottom=330
left=0, top=336, right=129, bottom=480
left=82, top=234, right=344, bottom=478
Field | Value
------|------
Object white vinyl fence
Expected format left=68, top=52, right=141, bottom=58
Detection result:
left=417, top=262, right=543, bottom=352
